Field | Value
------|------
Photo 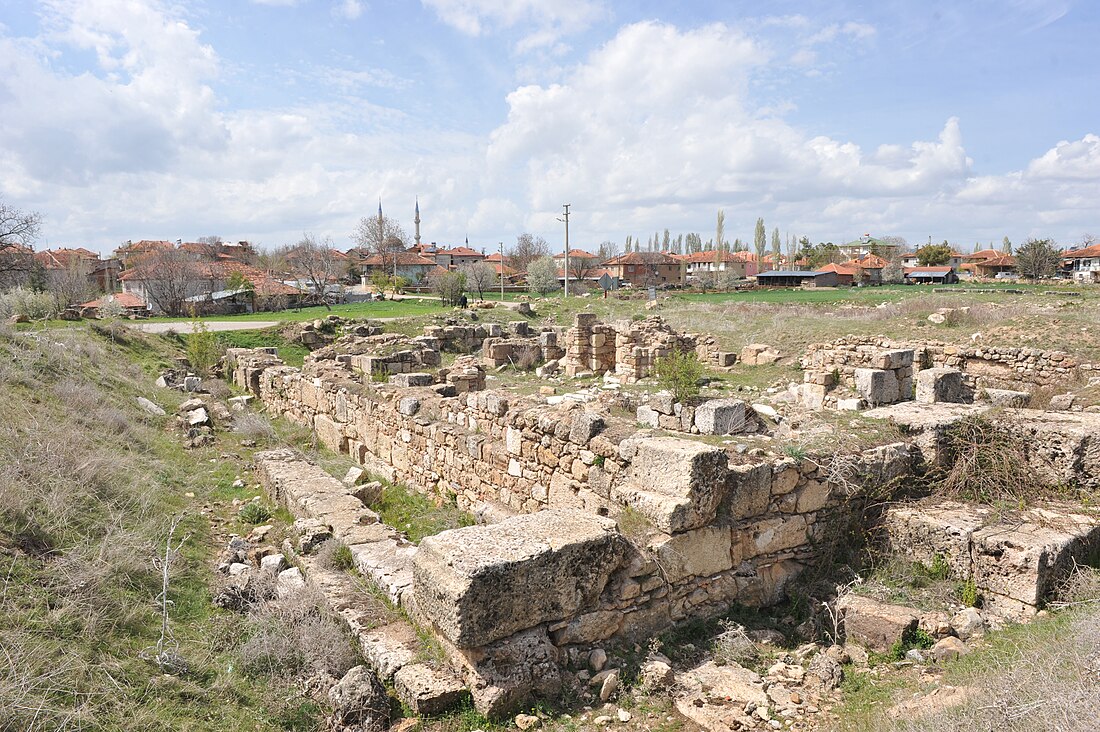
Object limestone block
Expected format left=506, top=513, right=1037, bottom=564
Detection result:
left=747, top=515, right=808, bottom=556
left=398, top=397, right=421, bottom=416
left=741, top=344, right=780, bottom=366
left=650, top=391, right=676, bottom=415
left=613, top=437, right=729, bottom=533
left=648, top=526, right=734, bottom=583
left=390, top=372, right=434, bottom=388
left=982, top=388, right=1030, bottom=407
left=883, top=501, right=991, bottom=580
left=693, top=398, right=747, bottom=435
left=854, top=368, right=899, bottom=405
left=461, top=627, right=562, bottom=717
left=394, top=663, right=468, bottom=716
left=548, top=609, right=623, bottom=645
left=721, top=462, right=771, bottom=519
left=412, top=510, right=625, bottom=647
left=314, top=414, right=347, bottom=453
left=872, top=349, right=914, bottom=370
left=569, top=411, right=604, bottom=444
left=915, top=368, right=968, bottom=404
left=838, top=595, right=918, bottom=652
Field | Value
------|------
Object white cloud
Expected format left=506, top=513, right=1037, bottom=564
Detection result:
left=421, top=0, right=604, bottom=51
left=0, top=4, right=1097, bottom=254
left=250, top=0, right=301, bottom=6
left=334, top=0, right=364, bottom=20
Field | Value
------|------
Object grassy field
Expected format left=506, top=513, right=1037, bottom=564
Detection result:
left=144, top=296, right=445, bottom=323
left=0, top=324, right=360, bottom=730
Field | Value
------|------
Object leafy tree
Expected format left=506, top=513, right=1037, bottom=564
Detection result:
left=461, top=261, right=496, bottom=300
left=225, top=270, right=254, bottom=294
left=716, top=210, right=726, bottom=255
left=526, top=256, right=561, bottom=296
left=771, top=227, right=781, bottom=266
left=753, top=218, right=766, bottom=267
left=916, top=243, right=953, bottom=266
left=1014, top=238, right=1061, bottom=280
left=1002, top=236, right=1013, bottom=254
left=655, top=348, right=703, bottom=403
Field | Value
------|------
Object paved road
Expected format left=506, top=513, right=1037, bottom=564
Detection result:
left=128, top=321, right=281, bottom=334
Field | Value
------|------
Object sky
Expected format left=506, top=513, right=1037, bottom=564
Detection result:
left=0, top=0, right=1097, bottom=256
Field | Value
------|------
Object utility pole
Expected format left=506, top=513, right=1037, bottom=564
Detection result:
left=559, top=203, right=571, bottom=297
left=499, top=241, right=505, bottom=301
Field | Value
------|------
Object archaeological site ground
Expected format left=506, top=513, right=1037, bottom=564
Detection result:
left=3, top=285, right=1099, bottom=732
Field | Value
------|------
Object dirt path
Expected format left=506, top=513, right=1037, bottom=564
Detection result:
left=128, top=321, right=281, bottom=334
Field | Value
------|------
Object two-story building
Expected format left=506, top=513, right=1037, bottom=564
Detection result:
left=602, top=251, right=684, bottom=287
left=1064, top=243, right=1100, bottom=283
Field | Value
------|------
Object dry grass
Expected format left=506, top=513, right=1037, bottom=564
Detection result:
left=236, top=585, right=358, bottom=679
left=233, top=410, right=278, bottom=441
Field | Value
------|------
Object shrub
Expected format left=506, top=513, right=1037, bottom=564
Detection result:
left=959, top=579, right=980, bottom=607
left=936, top=416, right=1062, bottom=504
left=0, top=287, right=59, bottom=320
left=526, top=256, right=561, bottom=296
left=236, top=587, right=357, bottom=678
left=186, top=319, right=222, bottom=375
left=654, top=347, right=703, bottom=403
left=239, top=502, right=273, bottom=524
left=234, top=411, right=276, bottom=441
left=317, top=540, right=355, bottom=572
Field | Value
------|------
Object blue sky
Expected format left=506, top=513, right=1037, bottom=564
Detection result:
left=0, top=0, right=1097, bottom=255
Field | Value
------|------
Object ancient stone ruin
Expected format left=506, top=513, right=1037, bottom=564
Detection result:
left=222, top=314, right=1100, bottom=719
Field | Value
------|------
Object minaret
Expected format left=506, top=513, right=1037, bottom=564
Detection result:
left=414, top=197, right=421, bottom=248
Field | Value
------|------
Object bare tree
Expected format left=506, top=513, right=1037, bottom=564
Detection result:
left=284, top=234, right=344, bottom=309
left=48, top=258, right=94, bottom=309
left=0, top=199, right=42, bottom=288
left=352, top=213, right=408, bottom=277
left=507, top=233, right=551, bottom=274
left=142, top=247, right=200, bottom=317
left=1015, top=238, right=1061, bottom=281
left=461, top=261, right=496, bottom=300
left=567, top=254, right=599, bottom=283
left=597, top=240, right=620, bottom=262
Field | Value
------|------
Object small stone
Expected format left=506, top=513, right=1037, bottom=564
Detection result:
left=930, top=636, right=970, bottom=662
left=593, top=716, right=613, bottom=726
left=515, top=713, right=541, bottom=730
left=260, top=553, right=287, bottom=573
left=588, top=648, right=607, bottom=673
left=599, top=669, right=619, bottom=702
left=616, top=709, right=632, bottom=722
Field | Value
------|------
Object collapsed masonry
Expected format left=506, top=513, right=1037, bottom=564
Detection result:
left=794, top=335, right=1097, bottom=411
left=225, top=319, right=1100, bottom=717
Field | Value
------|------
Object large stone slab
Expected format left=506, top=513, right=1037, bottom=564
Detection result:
left=854, top=368, right=899, bottom=406
left=612, top=437, right=730, bottom=533
left=838, top=595, right=918, bottom=652
left=693, top=398, right=747, bottom=435
left=915, top=367, right=968, bottom=404
left=412, top=510, right=625, bottom=647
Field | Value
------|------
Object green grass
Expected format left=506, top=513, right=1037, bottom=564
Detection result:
left=144, top=297, right=446, bottom=323
left=372, top=483, right=475, bottom=544
left=0, top=326, right=341, bottom=730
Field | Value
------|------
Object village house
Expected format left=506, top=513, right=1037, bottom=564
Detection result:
left=903, top=266, right=960, bottom=284
left=756, top=269, right=843, bottom=287
left=678, top=250, right=750, bottom=281
left=601, top=251, right=684, bottom=287
left=434, top=245, right=485, bottom=269
left=34, top=247, right=121, bottom=292
left=1063, top=242, right=1100, bottom=283
left=900, top=249, right=966, bottom=270
left=354, top=250, right=445, bottom=284
left=837, top=234, right=901, bottom=260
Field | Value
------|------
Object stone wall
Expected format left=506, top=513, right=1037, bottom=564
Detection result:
left=227, top=345, right=917, bottom=714
left=560, top=314, right=734, bottom=380
left=803, top=335, right=1093, bottom=390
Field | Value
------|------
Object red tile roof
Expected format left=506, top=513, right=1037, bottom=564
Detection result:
left=904, top=266, right=954, bottom=273
left=819, top=263, right=858, bottom=276
left=603, top=251, right=680, bottom=265
left=438, top=246, right=484, bottom=257
left=553, top=249, right=597, bottom=259
left=81, top=292, right=148, bottom=309
left=1065, top=243, right=1100, bottom=258
left=358, top=251, right=439, bottom=267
